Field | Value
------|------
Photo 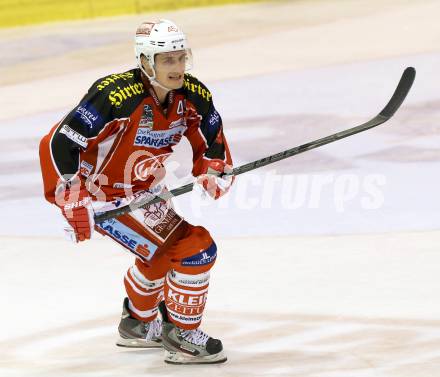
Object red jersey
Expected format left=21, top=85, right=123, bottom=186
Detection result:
left=39, top=69, right=233, bottom=203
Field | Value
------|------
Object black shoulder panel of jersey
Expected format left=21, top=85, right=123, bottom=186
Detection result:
left=181, top=73, right=213, bottom=117
left=181, top=73, right=225, bottom=159
left=50, top=68, right=147, bottom=178
left=85, top=68, right=149, bottom=137
left=60, top=68, right=146, bottom=140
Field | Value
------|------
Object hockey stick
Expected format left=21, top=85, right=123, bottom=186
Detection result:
left=94, top=67, right=415, bottom=223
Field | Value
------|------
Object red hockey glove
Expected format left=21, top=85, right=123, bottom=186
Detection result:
left=196, top=159, right=234, bottom=200
left=59, top=189, right=95, bottom=242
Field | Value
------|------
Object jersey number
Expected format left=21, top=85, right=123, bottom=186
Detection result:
left=177, top=100, right=184, bottom=115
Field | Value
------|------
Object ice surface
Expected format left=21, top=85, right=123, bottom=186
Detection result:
left=1, top=1, right=440, bottom=376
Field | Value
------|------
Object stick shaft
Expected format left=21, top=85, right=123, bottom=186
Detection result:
left=94, top=67, right=415, bottom=223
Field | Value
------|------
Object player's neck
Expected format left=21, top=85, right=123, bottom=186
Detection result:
left=141, top=72, right=170, bottom=105
left=152, top=85, right=170, bottom=105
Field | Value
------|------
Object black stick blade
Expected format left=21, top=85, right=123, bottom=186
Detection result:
left=379, top=67, right=416, bottom=118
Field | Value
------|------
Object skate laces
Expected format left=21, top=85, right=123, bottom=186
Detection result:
left=180, top=328, right=210, bottom=346
left=145, top=318, right=162, bottom=340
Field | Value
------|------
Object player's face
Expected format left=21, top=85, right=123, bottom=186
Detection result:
left=154, top=51, right=187, bottom=89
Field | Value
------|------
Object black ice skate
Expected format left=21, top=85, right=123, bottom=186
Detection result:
left=158, top=301, right=227, bottom=364
left=116, top=297, right=162, bottom=348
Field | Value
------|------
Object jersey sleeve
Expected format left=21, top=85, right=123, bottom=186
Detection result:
left=183, top=76, right=233, bottom=177
left=39, top=82, right=113, bottom=203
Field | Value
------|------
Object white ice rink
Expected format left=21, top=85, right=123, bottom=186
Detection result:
left=1, top=1, right=440, bottom=376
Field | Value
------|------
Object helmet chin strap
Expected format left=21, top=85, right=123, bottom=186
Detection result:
left=150, top=77, right=174, bottom=92
left=139, top=60, right=175, bottom=92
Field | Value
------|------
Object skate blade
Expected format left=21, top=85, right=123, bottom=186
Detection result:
left=116, top=336, right=162, bottom=348
left=164, top=350, right=227, bottom=365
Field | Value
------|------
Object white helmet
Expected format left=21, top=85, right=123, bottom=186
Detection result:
left=134, top=19, right=193, bottom=86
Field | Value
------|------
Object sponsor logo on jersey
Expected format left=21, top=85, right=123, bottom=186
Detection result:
left=135, top=244, right=151, bottom=258
left=167, top=290, right=208, bottom=307
left=169, top=118, right=186, bottom=129
left=183, top=76, right=212, bottom=102
left=207, top=109, right=221, bottom=128
left=74, top=102, right=102, bottom=129
left=112, top=199, right=122, bottom=207
left=181, top=243, right=217, bottom=266
left=152, top=208, right=182, bottom=240
left=133, top=153, right=170, bottom=181
left=170, top=270, right=210, bottom=287
left=79, top=160, right=94, bottom=178
left=139, top=104, right=154, bottom=128
left=111, top=187, right=163, bottom=207
left=108, top=83, right=145, bottom=108
left=133, top=125, right=186, bottom=148
left=143, top=200, right=170, bottom=228
left=59, top=124, right=88, bottom=148
left=166, top=285, right=207, bottom=318
left=64, top=197, right=91, bottom=210
left=96, top=72, right=135, bottom=91
left=96, top=218, right=158, bottom=260
left=113, top=182, right=134, bottom=189
left=167, top=311, right=203, bottom=323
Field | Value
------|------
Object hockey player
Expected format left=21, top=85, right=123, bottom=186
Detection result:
left=39, top=20, right=233, bottom=365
